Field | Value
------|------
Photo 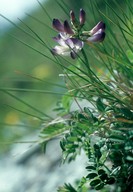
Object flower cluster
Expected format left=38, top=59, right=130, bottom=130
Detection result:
left=51, top=9, right=106, bottom=59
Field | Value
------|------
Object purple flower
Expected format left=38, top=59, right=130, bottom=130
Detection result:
left=89, top=21, right=105, bottom=35
left=87, top=21, right=106, bottom=43
left=52, top=19, right=64, bottom=32
left=70, top=10, right=75, bottom=23
left=52, top=19, right=74, bottom=34
left=79, top=9, right=86, bottom=26
left=51, top=9, right=106, bottom=59
left=51, top=34, right=84, bottom=59
left=52, top=14, right=84, bottom=59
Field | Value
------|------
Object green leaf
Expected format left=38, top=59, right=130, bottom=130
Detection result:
left=98, top=169, right=106, bottom=175
left=67, top=136, right=78, bottom=142
left=126, top=155, right=133, bottom=161
left=60, top=139, right=66, bottom=151
left=94, top=144, right=102, bottom=160
left=109, top=134, right=126, bottom=142
left=90, top=179, right=101, bottom=187
left=66, top=144, right=78, bottom=149
left=84, top=107, right=98, bottom=122
left=96, top=98, right=106, bottom=112
left=62, top=93, right=72, bottom=113
left=106, top=177, right=115, bottom=185
left=126, top=50, right=133, bottom=63
left=99, top=173, right=108, bottom=181
left=86, top=165, right=96, bottom=171
left=77, top=113, right=87, bottom=121
left=57, top=183, right=77, bottom=192
left=86, top=172, right=98, bottom=179
left=78, top=177, right=87, bottom=189
left=94, top=144, right=100, bottom=149
left=95, top=182, right=104, bottom=190
left=40, top=122, right=69, bottom=142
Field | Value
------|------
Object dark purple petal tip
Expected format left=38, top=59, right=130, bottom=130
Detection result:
left=99, top=31, right=106, bottom=42
left=52, top=19, right=64, bottom=32
left=99, top=21, right=106, bottom=30
left=52, top=34, right=61, bottom=42
left=70, top=51, right=77, bottom=59
left=64, top=20, right=74, bottom=34
left=79, top=8, right=86, bottom=25
left=70, top=10, right=75, bottom=22
left=87, top=30, right=106, bottom=43
left=95, top=31, right=106, bottom=42
left=90, top=21, right=106, bottom=35
left=70, top=38, right=84, bottom=48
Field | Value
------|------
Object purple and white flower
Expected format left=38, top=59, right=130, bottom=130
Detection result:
left=51, top=34, right=84, bottom=59
left=86, top=21, right=106, bottom=43
left=79, top=8, right=86, bottom=26
left=52, top=17, right=84, bottom=59
left=51, top=9, right=106, bottom=59
left=52, top=19, right=74, bottom=34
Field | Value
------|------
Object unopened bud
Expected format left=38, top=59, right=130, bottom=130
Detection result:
left=79, top=9, right=86, bottom=26
left=70, top=10, right=75, bottom=23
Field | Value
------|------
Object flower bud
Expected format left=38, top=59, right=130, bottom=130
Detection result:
left=64, top=20, right=74, bottom=34
left=52, top=19, right=64, bottom=32
left=70, top=10, right=75, bottom=23
left=90, top=21, right=105, bottom=35
left=86, top=29, right=105, bottom=43
left=79, top=9, right=86, bottom=26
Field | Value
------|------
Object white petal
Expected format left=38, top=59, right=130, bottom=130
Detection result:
left=54, top=45, right=69, bottom=54
left=60, top=32, right=71, bottom=40
left=65, top=39, right=74, bottom=49
left=58, top=39, right=68, bottom=47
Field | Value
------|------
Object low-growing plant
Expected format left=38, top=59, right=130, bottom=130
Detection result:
left=40, top=1, right=133, bottom=191
left=1, top=0, right=133, bottom=191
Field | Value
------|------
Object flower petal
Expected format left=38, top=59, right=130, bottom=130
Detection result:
left=59, top=32, right=71, bottom=40
left=90, top=21, right=105, bottom=35
left=52, top=19, right=64, bottom=32
left=79, top=9, right=86, bottom=25
left=64, top=20, right=74, bottom=34
left=65, top=38, right=84, bottom=51
left=51, top=45, right=69, bottom=55
left=70, top=50, right=77, bottom=59
left=87, top=29, right=105, bottom=42
left=53, top=35, right=68, bottom=47
left=65, top=38, right=74, bottom=48
left=70, top=10, right=75, bottom=23
left=70, top=38, right=84, bottom=50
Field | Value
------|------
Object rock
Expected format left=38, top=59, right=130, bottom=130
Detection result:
left=0, top=137, right=87, bottom=192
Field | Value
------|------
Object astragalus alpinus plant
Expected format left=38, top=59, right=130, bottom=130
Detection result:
left=1, top=0, right=133, bottom=191
left=40, top=1, right=133, bottom=192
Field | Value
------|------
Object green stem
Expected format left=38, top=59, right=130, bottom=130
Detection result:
left=81, top=49, right=129, bottom=107
left=81, top=48, right=90, bottom=70
left=81, top=48, right=106, bottom=86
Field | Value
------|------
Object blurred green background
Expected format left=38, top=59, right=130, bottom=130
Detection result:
left=0, top=0, right=60, bottom=151
left=0, top=0, right=125, bottom=152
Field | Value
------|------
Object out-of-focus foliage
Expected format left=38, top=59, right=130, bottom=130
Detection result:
left=0, top=0, right=133, bottom=191
left=0, top=0, right=68, bottom=151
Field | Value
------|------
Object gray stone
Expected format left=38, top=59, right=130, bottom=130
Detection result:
left=0, top=137, right=87, bottom=192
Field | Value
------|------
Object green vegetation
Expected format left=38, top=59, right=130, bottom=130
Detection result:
left=0, top=0, right=66, bottom=150
left=0, top=0, right=133, bottom=191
